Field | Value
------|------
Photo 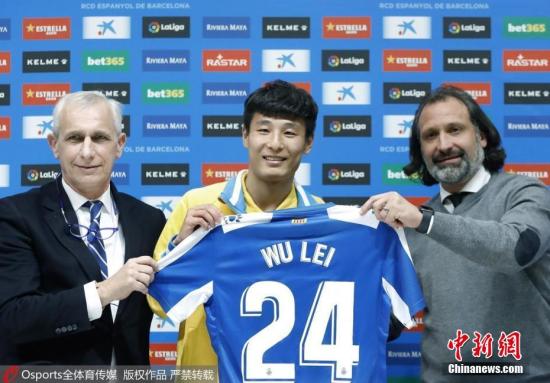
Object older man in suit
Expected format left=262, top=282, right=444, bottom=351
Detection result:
left=0, top=91, right=165, bottom=364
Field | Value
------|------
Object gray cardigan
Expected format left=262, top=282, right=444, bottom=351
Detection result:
left=406, top=171, right=550, bottom=382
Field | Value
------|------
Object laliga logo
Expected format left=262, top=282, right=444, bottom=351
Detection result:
left=328, top=55, right=340, bottom=67
left=448, top=22, right=461, bottom=34
left=27, top=169, right=39, bottom=182
left=327, top=168, right=340, bottom=181
left=329, top=121, right=342, bottom=133
left=148, top=21, right=161, bottom=33
left=389, top=87, right=401, bottom=100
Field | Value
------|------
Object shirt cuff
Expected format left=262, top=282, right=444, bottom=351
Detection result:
left=84, top=281, right=103, bottom=321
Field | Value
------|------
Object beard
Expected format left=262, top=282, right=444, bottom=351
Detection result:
left=425, top=139, right=485, bottom=185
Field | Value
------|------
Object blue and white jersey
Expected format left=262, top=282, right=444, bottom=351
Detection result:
left=149, top=204, right=425, bottom=383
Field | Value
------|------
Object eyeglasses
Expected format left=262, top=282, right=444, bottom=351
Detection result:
left=57, top=177, right=119, bottom=241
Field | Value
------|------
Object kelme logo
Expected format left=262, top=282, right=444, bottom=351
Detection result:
left=142, top=83, right=189, bottom=104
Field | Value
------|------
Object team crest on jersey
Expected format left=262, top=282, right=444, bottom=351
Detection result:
left=291, top=218, right=308, bottom=224
left=224, top=214, right=243, bottom=224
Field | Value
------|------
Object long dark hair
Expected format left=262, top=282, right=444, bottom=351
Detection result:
left=403, top=85, right=506, bottom=185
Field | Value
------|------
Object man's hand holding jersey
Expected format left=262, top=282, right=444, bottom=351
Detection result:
left=173, top=204, right=223, bottom=245
left=360, top=192, right=422, bottom=230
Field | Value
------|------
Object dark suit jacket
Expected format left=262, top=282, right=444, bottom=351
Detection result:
left=0, top=179, right=166, bottom=364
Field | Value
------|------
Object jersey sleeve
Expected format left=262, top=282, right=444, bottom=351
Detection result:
left=148, top=227, right=217, bottom=325
left=381, top=225, right=426, bottom=329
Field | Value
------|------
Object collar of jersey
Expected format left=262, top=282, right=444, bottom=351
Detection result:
left=219, top=169, right=320, bottom=214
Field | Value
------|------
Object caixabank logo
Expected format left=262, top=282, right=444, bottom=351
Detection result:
left=82, top=82, right=129, bottom=104
left=262, top=49, right=310, bottom=72
left=82, top=50, right=129, bottom=72
left=143, top=115, right=190, bottom=137
left=505, top=163, right=550, bottom=185
left=0, top=164, right=8, bottom=187
left=203, top=16, right=250, bottom=38
left=202, top=163, right=248, bottom=185
left=446, top=82, right=491, bottom=104
left=22, top=115, right=53, bottom=139
left=23, top=51, right=70, bottom=73
left=504, top=17, right=550, bottom=38
left=143, top=16, right=190, bottom=38
left=0, top=116, right=10, bottom=139
left=142, top=50, right=189, bottom=72
left=504, top=83, right=550, bottom=104
left=21, top=164, right=60, bottom=186
left=322, top=50, right=369, bottom=71
left=323, top=116, right=371, bottom=137
left=83, top=16, right=130, bottom=39
left=322, top=82, right=370, bottom=105
left=443, top=17, right=491, bottom=38
left=141, top=163, right=189, bottom=185
left=323, top=16, right=371, bottom=39
left=23, top=17, right=70, bottom=40
left=503, top=50, right=550, bottom=72
left=0, top=84, right=9, bottom=105
left=202, top=115, right=243, bottom=137
left=141, top=196, right=182, bottom=218
left=262, top=17, right=310, bottom=38
left=202, top=50, right=250, bottom=72
left=0, top=52, right=10, bottom=73
left=0, top=19, right=10, bottom=40
left=504, top=116, right=550, bottom=137
left=323, top=164, right=370, bottom=185
left=383, top=49, right=431, bottom=72
left=384, top=83, right=430, bottom=104
left=443, top=50, right=491, bottom=72
left=23, top=83, right=70, bottom=106
left=202, top=83, right=249, bottom=104
left=142, top=83, right=188, bottom=104
left=383, top=16, right=431, bottom=39
left=383, top=164, right=421, bottom=186
left=383, top=115, right=414, bottom=138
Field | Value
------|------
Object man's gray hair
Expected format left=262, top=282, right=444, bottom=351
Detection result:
left=52, top=91, right=123, bottom=137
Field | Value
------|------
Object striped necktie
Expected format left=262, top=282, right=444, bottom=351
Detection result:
left=83, top=200, right=108, bottom=280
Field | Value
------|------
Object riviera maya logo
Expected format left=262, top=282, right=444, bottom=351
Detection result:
left=389, top=87, right=401, bottom=100
left=327, top=168, right=340, bottom=181
left=328, top=55, right=340, bottom=67
left=27, top=169, right=39, bottom=182
left=448, top=22, right=461, bottom=34
left=329, top=121, right=342, bottom=133
left=148, top=21, right=161, bottom=33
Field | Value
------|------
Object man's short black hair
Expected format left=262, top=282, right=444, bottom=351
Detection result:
left=243, top=80, right=318, bottom=138
left=403, top=85, right=506, bottom=186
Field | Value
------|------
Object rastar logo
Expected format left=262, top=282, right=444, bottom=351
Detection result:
left=384, top=49, right=431, bottom=72
left=445, top=82, right=491, bottom=104
left=505, top=164, right=550, bottom=185
left=323, top=16, right=371, bottom=38
left=0, top=52, right=10, bottom=73
left=503, top=50, right=550, bottom=72
left=202, top=50, right=250, bottom=72
left=23, top=17, right=70, bottom=40
left=22, top=83, right=70, bottom=105
left=0, top=116, right=10, bottom=139
left=202, top=163, right=248, bottom=185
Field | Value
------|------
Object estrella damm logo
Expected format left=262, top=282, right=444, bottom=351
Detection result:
left=444, top=82, right=491, bottom=105
left=22, top=83, right=70, bottom=105
left=82, top=50, right=129, bottom=72
left=0, top=116, right=10, bottom=139
left=504, top=17, right=550, bottom=38
left=0, top=52, right=10, bottom=73
left=142, top=83, right=189, bottom=104
left=23, top=17, right=70, bottom=40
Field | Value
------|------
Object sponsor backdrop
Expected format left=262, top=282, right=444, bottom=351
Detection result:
left=1, top=0, right=549, bottom=381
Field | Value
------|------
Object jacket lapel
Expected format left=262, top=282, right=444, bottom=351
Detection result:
left=41, top=180, right=102, bottom=281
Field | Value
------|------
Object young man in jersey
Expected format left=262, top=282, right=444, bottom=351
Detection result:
left=148, top=80, right=322, bottom=367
